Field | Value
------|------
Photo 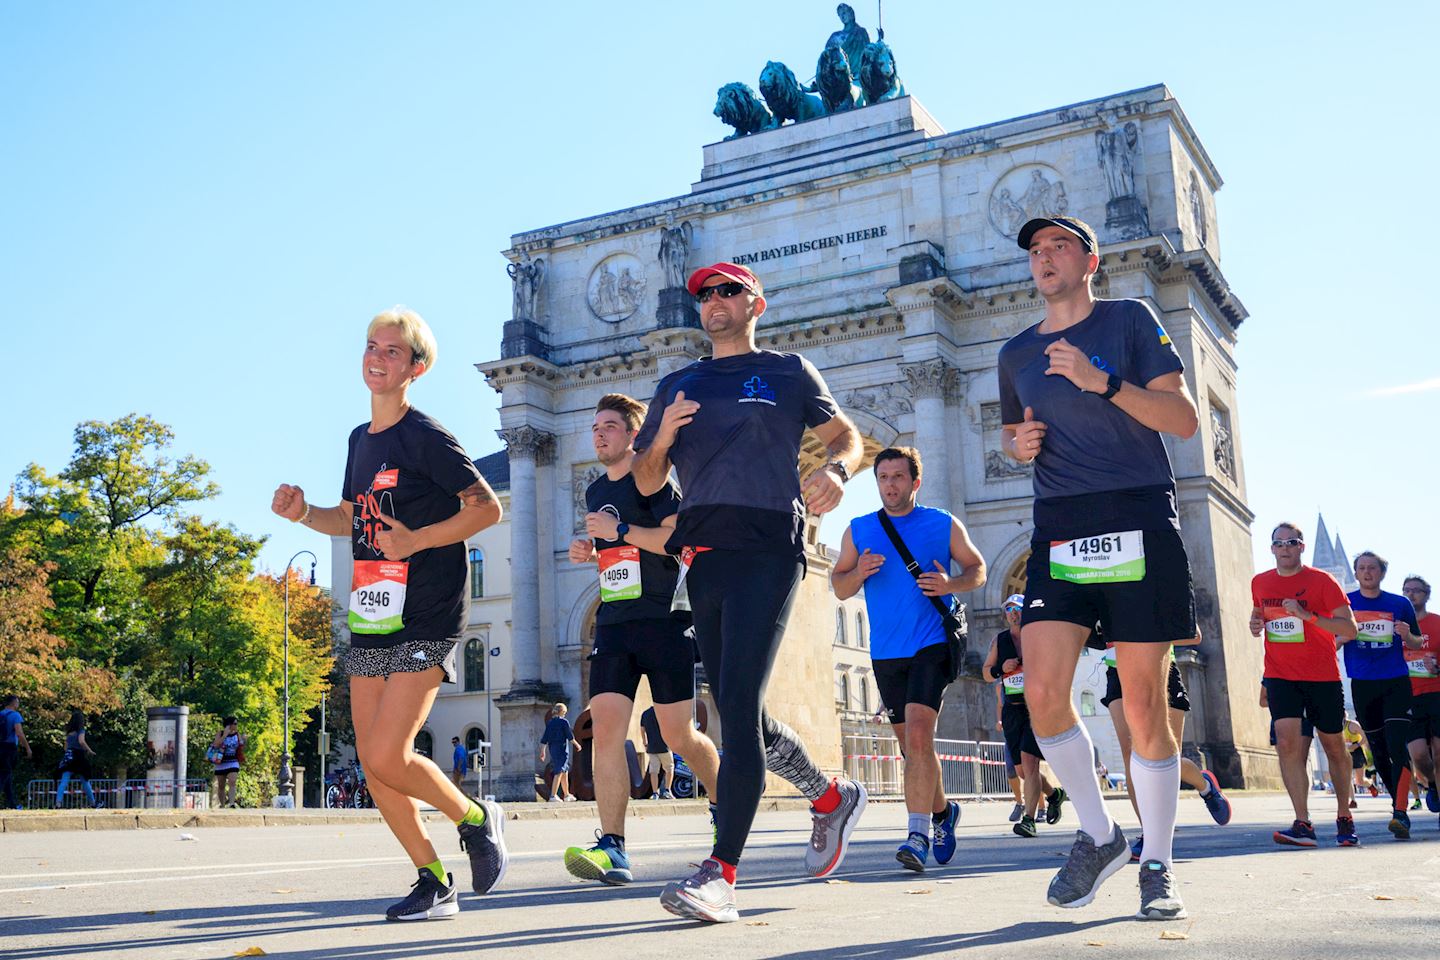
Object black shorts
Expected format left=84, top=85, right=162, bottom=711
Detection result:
left=873, top=642, right=952, bottom=723
left=343, top=638, right=458, bottom=685
left=1350, top=747, right=1367, bottom=769
left=1350, top=676, right=1412, bottom=734
left=1265, top=677, right=1344, bottom=735
left=1410, top=690, right=1440, bottom=743
left=1001, top=700, right=1042, bottom=767
left=1020, top=528, right=1196, bottom=643
left=588, top=618, right=696, bottom=704
left=1098, top=662, right=1190, bottom=711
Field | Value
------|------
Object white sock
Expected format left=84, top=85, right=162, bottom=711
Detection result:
left=908, top=813, right=930, bottom=838
left=1036, top=724, right=1114, bottom=842
left=1132, top=753, right=1180, bottom=866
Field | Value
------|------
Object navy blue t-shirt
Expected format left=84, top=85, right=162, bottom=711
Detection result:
left=341, top=408, right=483, bottom=649
left=998, top=298, right=1185, bottom=539
left=542, top=716, right=574, bottom=749
left=634, top=350, right=839, bottom=557
left=586, top=472, right=684, bottom=625
left=1345, top=589, right=1420, bottom=681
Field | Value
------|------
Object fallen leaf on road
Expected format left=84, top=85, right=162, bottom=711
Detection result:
left=20, top=900, right=33, bottom=905
left=1159, top=931, right=1189, bottom=941
left=1373, top=895, right=1394, bottom=901
left=233, top=949, right=267, bottom=957
left=936, top=879, right=953, bottom=884
left=1085, top=942, right=1107, bottom=947
left=272, top=889, right=297, bottom=894
left=143, top=911, right=156, bottom=916
left=746, top=921, right=770, bottom=926
left=178, top=833, right=197, bottom=841
left=905, top=888, right=932, bottom=895
left=825, top=879, right=852, bottom=885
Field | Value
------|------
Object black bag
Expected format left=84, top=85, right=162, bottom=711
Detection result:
left=876, top=510, right=969, bottom=682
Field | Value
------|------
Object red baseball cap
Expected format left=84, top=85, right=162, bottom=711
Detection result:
left=686, top=262, right=764, bottom=297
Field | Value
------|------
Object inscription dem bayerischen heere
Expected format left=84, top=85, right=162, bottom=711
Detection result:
left=730, top=225, right=888, bottom=267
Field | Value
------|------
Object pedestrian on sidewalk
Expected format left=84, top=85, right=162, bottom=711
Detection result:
left=540, top=703, right=581, bottom=801
left=1, top=695, right=33, bottom=809
left=55, top=711, right=100, bottom=809
left=449, top=736, right=467, bottom=790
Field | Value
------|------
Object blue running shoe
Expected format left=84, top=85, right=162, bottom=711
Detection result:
left=1426, top=784, right=1439, bottom=814
left=1388, top=809, right=1411, bottom=840
left=896, top=832, right=930, bottom=872
left=1273, top=819, right=1317, bottom=847
left=932, top=800, right=961, bottom=865
left=1199, top=770, right=1232, bottom=825
left=564, top=831, right=633, bottom=885
left=1129, top=833, right=1144, bottom=863
left=1335, top=817, right=1360, bottom=847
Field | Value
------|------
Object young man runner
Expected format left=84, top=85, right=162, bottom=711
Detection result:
left=998, top=216, right=1201, bottom=920
left=563, top=393, right=720, bottom=884
left=982, top=595, right=1067, bottom=839
left=1345, top=551, right=1423, bottom=838
left=1097, top=636, right=1231, bottom=860
left=831, top=446, right=986, bottom=871
left=271, top=307, right=507, bottom=921
left=1250, top=521, right=1359, bottom=846
left=1400, top=575, right=1440, bottom=820
left=633, top=261, right=868, bottom=923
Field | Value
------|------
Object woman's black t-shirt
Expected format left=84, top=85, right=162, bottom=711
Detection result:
left=341, top=407, right=482, bottom=649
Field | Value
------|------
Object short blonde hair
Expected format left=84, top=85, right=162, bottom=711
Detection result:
left=367, top=306, right=438, bottom=371
left=552, top=702, right=567, bottom=714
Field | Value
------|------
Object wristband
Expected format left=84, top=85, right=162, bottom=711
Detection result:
left=1100, top=373, right=1123, bottom=401
left=615, top=522, right=631, bottom=541
left=295, top=502, right=312, bottom=525
left=824, top=459, right=851, bottom=483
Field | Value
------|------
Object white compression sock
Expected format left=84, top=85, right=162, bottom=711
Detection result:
left=908, top=813, right=930, bottom=838
left=1132, top=753, right=1180, bottom=866
left=1036, top=724, right=1113, bottom=842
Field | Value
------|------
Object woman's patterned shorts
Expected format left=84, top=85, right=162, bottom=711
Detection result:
left=343, top=638, right=458, bottom=685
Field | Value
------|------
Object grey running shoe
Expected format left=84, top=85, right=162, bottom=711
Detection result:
left=1008, top=802, right=1024, bottom=822
left=458, top=798, right=509, bottom=894
left=1136, top=858, right=1187, bottom=920
left=1046, top=822, right=1129, bottom=908
left=805, top=778, right=868, bottom=877
left=660, top=858, right=738, bottom=923
left=385, top=869, right=459, bottom=921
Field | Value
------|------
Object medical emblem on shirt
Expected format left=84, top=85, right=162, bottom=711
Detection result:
left=740, top=376, right=776, bottom=406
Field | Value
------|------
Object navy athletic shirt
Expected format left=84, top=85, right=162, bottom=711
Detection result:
left=1345, top=589, right=1420, bottom=681
left=584, top=472, right=683, bottom=625
left=634, top=350, right=839, bottom=558
left=997, top=298, right=1184, bottom=539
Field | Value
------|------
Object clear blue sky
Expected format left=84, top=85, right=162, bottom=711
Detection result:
left=3, top=2, right=1436, bottom=594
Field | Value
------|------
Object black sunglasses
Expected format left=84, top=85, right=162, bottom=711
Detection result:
left=1271, top=538, right=1303, bottom=548
left=695, top=281, right=749, bottom=304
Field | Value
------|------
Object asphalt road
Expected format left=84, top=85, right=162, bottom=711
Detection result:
left=3, top=792, right=1437, bottom=959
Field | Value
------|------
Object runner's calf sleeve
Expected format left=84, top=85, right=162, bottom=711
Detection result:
left=763, top=713, right=829, bottom=802
left=1366, top=726, right=1399, bottom=802
left=1382, top=719, right=1414, bottom=809
left=1036, top=724, right=1113, bottom=842
left=1132, top=753, right=1180, bottom=866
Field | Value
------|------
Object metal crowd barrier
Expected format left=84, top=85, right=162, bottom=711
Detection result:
left=26, top=778, right=211, bottom=810
left=843, top=735, right=1011, bottom=799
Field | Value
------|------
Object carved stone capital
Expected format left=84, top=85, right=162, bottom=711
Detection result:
left=899, top=359, right=958, bottom=401
left=497, top=425, right=556, bottom=466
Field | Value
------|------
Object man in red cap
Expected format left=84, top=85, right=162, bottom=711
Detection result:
left=632, top=262, right=867, bottom=923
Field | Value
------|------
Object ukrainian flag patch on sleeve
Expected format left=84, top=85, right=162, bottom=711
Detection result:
left=1155, top=321, right=1171, bottom=345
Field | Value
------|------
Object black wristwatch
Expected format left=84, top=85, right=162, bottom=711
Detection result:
left=1099, top=373, right=1124, bottom=401
left=824, top=460, right=851, bottom=483
left=615, top=522, right=631, bottom=541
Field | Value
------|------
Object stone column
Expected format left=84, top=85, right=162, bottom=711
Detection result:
left=494, top=424, right=565, bottom=801
left=900, top=359, right=957, bottom=514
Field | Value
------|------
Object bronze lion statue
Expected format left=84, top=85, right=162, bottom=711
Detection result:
left=759, top=60, right=826, bottom=125
left=858, top=40, right=905, bottom=105
left=814, top=43, right=860, bottom=113
left=713, top=82, right=775, bottom=140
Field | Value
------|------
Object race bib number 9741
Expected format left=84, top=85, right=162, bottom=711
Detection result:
left=349, top=560, right=408, bottom=634
left=1354, top=611, right=1395, bottom=649
left=1049, top=532, right=1145, bottom=584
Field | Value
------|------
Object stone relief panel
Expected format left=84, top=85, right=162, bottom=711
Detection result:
left=1188, top=170, right=1209, bottom=248
left=587, top=252, right=648, bottom=323
left=571, top=462, right=606, bottom=534
left=988, top=164, right=1069, bottom=239
left=981, top=402, right=1030, bottom=480
left=837, top=382, right=913, bottom=427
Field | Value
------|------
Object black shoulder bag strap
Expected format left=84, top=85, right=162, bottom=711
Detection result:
left=875, top=510, right=968, bottom=680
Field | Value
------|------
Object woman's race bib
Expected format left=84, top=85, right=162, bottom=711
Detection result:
left=349, top=559, right=409, bottom=634
left=598, top=546, right=642, bottom=602
left=1354, top=611, right=1395, bottom=650
left=1264, top=605, right=1305, bottom=644
left=1049, top=532, right=1145, bottom=583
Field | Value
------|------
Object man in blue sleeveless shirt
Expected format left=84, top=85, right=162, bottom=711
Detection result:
left=832, top=447, right=985, bottom=871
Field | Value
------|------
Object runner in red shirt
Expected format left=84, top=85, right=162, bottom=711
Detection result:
left=1401, top=575, right=1440, bottom=819
left=1249, top=521, right=1359, bottom=846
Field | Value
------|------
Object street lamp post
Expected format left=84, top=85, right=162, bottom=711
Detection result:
left=485, top=643, right=500, bottom=798
left=278, top=550, right=317, bottom=801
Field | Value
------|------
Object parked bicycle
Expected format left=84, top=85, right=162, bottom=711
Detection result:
left=324, top=761, right=372, bottom=809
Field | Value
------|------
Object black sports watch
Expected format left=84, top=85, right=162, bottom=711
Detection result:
left=615, top=522, right=631, bottom=541
left=1099, top=373, right=1124, bottom=401
left=823, top=460, right=851, bottom=483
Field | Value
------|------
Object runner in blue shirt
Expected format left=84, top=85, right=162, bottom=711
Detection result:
left=1345, top=550, right=1424, bottom=838
left=1, top=695, right=33, bottom=809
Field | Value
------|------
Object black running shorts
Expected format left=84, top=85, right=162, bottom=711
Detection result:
left=1020, top=528, right=1196, bottom=643
left=1265, top=677, right=1344, bottom=735
left=588, top=617, right=697, bottom=705
left=1001, top=700, right=1042, bottom=766
left=1409, top=691, right=1440, bottom=743
left=873, top=642, right=952, bottom=724
left=1099, top=661, right=1190, bottom=711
